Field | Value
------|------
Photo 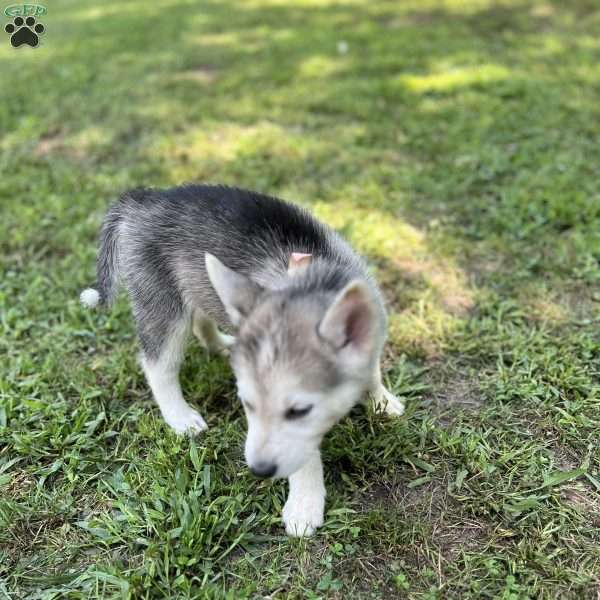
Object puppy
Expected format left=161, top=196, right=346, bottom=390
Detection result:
left=81, top=185, right=405, bottom=536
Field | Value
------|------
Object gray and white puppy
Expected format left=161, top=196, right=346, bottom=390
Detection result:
left=81, top=185, right=404, bottom=536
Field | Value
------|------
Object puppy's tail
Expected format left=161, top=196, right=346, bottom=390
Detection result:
left=80, top=205, right=121, bottom=309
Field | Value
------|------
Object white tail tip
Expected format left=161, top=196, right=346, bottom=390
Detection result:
left=80, top=288, right=100, bottom=308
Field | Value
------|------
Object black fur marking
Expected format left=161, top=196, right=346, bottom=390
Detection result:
left=117, top=185, right=339, bottom=269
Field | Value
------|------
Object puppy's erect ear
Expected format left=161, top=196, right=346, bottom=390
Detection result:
left=318, top=280, right=377, bottom=361
left=205, top=253, right=263, bottom=327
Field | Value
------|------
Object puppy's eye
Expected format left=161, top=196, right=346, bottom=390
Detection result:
left=285, top=405, right=313, bottom=420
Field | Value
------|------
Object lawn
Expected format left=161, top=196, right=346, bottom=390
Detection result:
left=1, top=0, right=599, bottom=597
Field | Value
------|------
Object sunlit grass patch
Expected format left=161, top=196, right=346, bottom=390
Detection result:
left=315, top=201, right=474, bottom=355
left=298, top=55, right=343, bottom=78
left=314, top=201, right=425, bottom=257
left=388, top=300, right=463, bottom=358
left=399, top=63, right=511, bottom=94
left=148, top=120, right=320, bottom=183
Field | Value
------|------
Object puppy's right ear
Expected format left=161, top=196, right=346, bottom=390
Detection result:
left=205, top=253, right=263, bottom=327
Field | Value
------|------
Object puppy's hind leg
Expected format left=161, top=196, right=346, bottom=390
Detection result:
left=193, top=310, right=235, bottom=356
left=140, top=314, right=208, bottom=435
left=371, top=363, right=405, bottom=416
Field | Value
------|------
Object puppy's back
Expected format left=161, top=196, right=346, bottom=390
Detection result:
left=104, top=185, right=372, bottom=326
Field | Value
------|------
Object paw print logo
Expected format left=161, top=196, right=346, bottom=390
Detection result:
left=5, top=16, right=45, bottom=48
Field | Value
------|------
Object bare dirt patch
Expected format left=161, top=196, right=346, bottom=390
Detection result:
left=355, top=476, right=490, bottom=557
left=34, top=127, right=65, bottom=157
left=423, top=361, right=484, bottom=415
left=434, top=376, right=482, bottom=410
left=5, top=471, right=36, bottom=500
left=394, top=257, right=475, bottom=317
left=561, top=485, right=600, bottom=522
left=33, top=127, right=90, bottom=160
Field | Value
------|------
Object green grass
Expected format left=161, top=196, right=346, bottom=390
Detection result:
left=1, top=0, right=599, bottom=597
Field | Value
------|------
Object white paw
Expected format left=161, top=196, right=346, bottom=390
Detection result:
left=218, top=333, right=236, bottom=348
left=208, top=333, right=236, bottom=357
left=163, top=406, right=208, bottom=435
left=383, top=392, right=406, bottom=416
left=217, top=334, right=236, bottom=356
left=215, top=346, right=231, bottom=358
left=375, top=385, right=406, bottom=416
left=203, top=345, right=230, bottom=359
left=282, top=495, right=324, bottom=537
left=194, top=334, right=235, bottom=358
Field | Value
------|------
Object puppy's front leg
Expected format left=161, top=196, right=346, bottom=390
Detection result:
left=282, top=451, right=326, bottom=537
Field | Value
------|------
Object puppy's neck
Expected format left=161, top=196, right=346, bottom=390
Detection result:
left=251, top=253, right=328, bottom=291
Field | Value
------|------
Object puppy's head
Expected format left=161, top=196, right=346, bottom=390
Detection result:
left=206, top=254, right=382, bottom=478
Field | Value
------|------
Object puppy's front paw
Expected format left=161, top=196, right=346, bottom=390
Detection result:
left=282, top=495, right=324, bottom=537
left=163, top=407, right=208, bottom=435
left=383, top=391, right=405, bottom=416
left=217, top=333, right=236, bottom=354
left=375, top=385, right=406, bottom=416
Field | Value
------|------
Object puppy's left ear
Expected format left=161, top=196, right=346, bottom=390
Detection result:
left=205, top=253, right=263, bottom=327
left=318, top=280, right=377, bottom=363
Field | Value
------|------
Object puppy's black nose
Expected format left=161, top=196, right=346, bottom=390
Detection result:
left=250, top=462, right=277, bottom=478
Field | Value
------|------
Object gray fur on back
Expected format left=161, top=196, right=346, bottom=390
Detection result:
left=94, top=184, right=386, bottom=360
